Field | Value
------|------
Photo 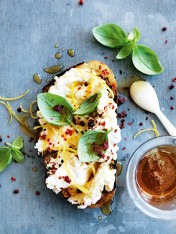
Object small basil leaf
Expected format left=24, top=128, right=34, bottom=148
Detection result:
left=74, top=92, right=102, bottom=116
left=12, top=149, right=24, bottom=163
left=92, top=24, right=128, bottom=48
left=37, top=93, right=74, bottom=126
left=116, top=41, right=135, bottom=59
left=11, top=136, right=23, bottom=150
left=0, top=147, right=12, bottom=172
left=132, top=44, right=164, bottom=75
left=78, top=129, right=110, bottom=162
left=127, top=27, right=140, bottom=42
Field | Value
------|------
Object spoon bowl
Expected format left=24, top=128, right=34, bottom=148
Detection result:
left=130, top=81, right=176, bottom=136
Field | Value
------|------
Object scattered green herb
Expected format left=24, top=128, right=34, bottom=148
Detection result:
left=37, top=93, right=74, bottom=127
left=78, top=129, right=111, bottom=162
left=132, top=44, right=163, bottom=75
left=92, top=24, right=128, bottom=48
left=0, top=136, right=25, bottom=172
left=92, top=24, right=163, bottom=75
left=74, top=92, right=102, bottom=116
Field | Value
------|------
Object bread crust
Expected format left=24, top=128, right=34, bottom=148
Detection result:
left=41, top=60, right=118, bottom=208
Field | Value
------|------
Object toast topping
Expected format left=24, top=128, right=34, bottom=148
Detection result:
left=35, top=63, right=121, bottom=208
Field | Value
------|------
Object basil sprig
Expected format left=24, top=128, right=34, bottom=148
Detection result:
left=37, top=92, right=101, bottom=129
left=92, top=24, right=163, bottom=75
left=78, top=129, right=111, bottom=162
left=74, top=92, right=102, bottom=116
left=37, top=93, right=74, bottom=126
left=0, top=136, right=25, bottom=172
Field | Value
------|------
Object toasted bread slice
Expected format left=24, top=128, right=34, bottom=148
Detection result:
left=37, top=60, right=120, bottom=209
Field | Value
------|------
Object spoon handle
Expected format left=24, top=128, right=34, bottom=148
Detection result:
left=156, top=110, right=176, bottom=136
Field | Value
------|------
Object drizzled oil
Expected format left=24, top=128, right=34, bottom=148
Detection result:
left=44, top=65, right=62, bottom=74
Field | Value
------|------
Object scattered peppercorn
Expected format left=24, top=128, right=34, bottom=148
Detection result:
left=170, top=96, right=174, bottom=100
left=36, top=191, right=41, bottom=196
left=104, top=56, right=108, bottom=60
left=164, top=40, right=168, bottom=44
left=11, top=176, right=16, bottom=182
left=0, top=136, right=2, bottom=142
left=172, top=77, right=176, bottom=82
left=29, top=137, right=35, bottom=142
left=162, top=27, right=167, bottom=31
left=169, top=84, right=174, bottom=90
left=7, top=135, right=10, bottom=138
left=17, top=107, right=22, bottom=112
left=145, top=117, right=149, bottom=120
left=122, top=147, right=126, bottom=151
left=80, top=121, right=85, bottom=126
left=117, top=96, right=126, bottom=106
left=13, top=189, right=19, bottom=194
left=117, top=111, right=127, bottom=118
left=88, top=119, right=95, bottom=128
left=79, top=0, right=84, bottom=5
left=119, top=70, right=122, bottom=75
left=170, top=106, right=174, bottom=110
left=139, top=122, right=143, bottom=126
left=119, top=119, right=125, bottom=129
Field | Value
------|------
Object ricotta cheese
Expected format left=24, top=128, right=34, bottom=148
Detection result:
left=35, top=66, right=121, bottom=208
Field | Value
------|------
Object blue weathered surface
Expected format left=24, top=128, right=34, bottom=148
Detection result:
left=0, top=0, right=176, bottom=233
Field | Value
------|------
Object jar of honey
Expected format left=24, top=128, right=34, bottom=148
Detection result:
left=126, top=136, right=176, bottom=219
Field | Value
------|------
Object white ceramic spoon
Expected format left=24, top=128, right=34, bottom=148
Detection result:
left=130, top=80, right=176, bottom=136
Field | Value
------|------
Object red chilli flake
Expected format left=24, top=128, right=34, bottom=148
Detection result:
left=102, top=69, right=109, bottom=76
left=13, top=189, right=19, bottom=194
left=11, top=176, right=16, bottom=182
left=101, top=121, right=106, bottom=126
left=64, top=176, right=71, bottom=184
left=40, top=134, right=47, bottom=140
left=65, top=129, right=74, bottom=136
left=172, top=77, right=176, bottom=82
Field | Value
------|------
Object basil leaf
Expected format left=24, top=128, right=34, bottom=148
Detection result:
left=116, top=41, right=135, bottom=59
left=78, top=129, right=110, bottom=162
left=0, top=147, right=12, bottom=172
left=132, top=44, right=164, bottom=75
left=37, top=93, right=74, bottom=126
left=12, top=149, right=24, bottom=163
left=11, top=136, right=23, bottom=150
left=74, top=92, right=102, bottom=116
left=92, top=24, right=128, bottom=48
left=127, top=27, right=140, bottom=42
